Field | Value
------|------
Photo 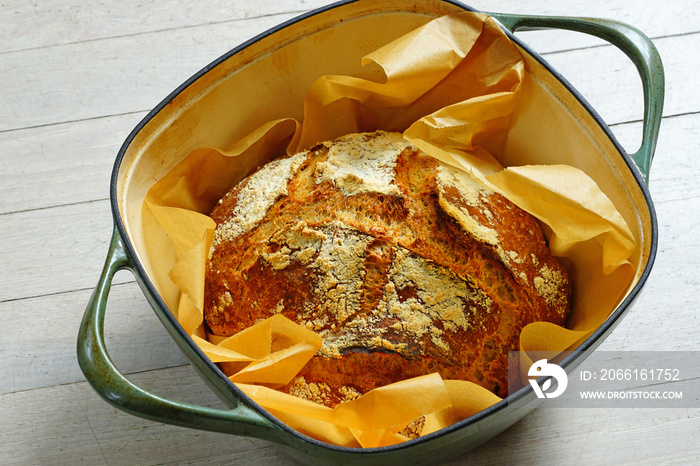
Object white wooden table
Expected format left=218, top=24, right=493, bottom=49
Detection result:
left=1, top=1, right=698, bottom=464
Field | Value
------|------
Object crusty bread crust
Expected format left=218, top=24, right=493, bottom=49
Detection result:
left=204, top=131, right=570, bottom=405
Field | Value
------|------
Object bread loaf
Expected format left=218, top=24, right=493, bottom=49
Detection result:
left=204, top=131, right=570, bottom=405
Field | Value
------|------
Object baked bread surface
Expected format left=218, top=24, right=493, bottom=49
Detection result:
left=204, top=131, right=570, bottom=405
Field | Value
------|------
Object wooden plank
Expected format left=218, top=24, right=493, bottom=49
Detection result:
left=467, top=0, right=699, bottom=37
left=0, top=11, right=303, bottom=132
left=0, top=366, right=298, bottom=465
left=0, top=0, right=331, bottom=54
left=598, top=114, right=700, bottom=353
left=1, top=120, right=695, bottom=395
left=2, top=0, right=697, bottom=56
left=468, top=0, right=699, bottom=54
left=1, top=9, right=696, bottom=133
left=0, top=281, right=188, bottom=395
left=0, top=112, right=144, bottom=215
left=457, top=407, right=699, bottom=465
left=0, top=199, right=127, bottom=302
left=523, top=35, right=690, bottom=131
left=1, top=1, right=698, bottom=464
left=0, top=113, right=689, bottom=292
left=1, top=113, right=696, bottom=396
left=0, top=31, right=695, bottom=217
left=0, top=365, right=696, bottom=464
left=1, top=104, right=696, bottom=394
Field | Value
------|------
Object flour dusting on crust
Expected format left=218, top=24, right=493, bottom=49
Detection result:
left=314, top=132, right=408, bottom=196
left=212, top=151, right=307, bottom=248
left=377, top=248, right=493, bottom=353
left=204, top=131, right=572, bottom=404
left=435, top=166, right=500, bottom=247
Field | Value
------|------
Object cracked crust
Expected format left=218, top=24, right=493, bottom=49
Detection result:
left=204, top=131, right=571, bottom=406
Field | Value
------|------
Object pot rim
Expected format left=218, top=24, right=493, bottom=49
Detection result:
left=106, top=0, right=659, bottom=453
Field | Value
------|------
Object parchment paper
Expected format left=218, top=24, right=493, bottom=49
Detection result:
left=142, top=11, right=636, bottom=447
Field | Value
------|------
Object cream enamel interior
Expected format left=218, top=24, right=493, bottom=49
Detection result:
left=114, top=0, right=653, bottom=317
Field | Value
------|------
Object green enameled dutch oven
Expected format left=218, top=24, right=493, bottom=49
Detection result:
left=77, top=0, right=663, bottom=464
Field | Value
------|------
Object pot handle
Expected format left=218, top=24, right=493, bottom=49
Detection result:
left=77, top=226, right=285, bottom=440
left=487, top=12, right=664, bottom=185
